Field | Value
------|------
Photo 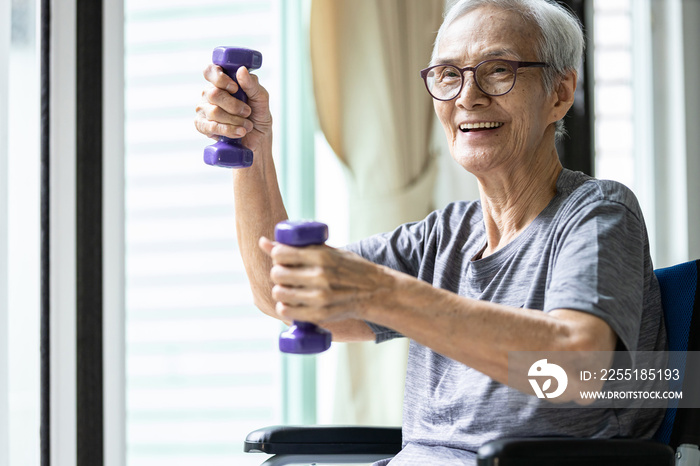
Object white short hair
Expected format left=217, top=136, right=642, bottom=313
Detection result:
left=432, top=0, right=585, bottom=140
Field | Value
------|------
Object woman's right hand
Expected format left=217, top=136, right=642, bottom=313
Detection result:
left=194, top=64, right=273, bottom=155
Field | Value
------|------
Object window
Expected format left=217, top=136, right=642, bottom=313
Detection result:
left=124, top=1, right=292, bottom=464
left=592, top=0, right=665, bottom=261
left=592, top=0, right=635, bottom=190
left=1, top=0, right=41, bottom=463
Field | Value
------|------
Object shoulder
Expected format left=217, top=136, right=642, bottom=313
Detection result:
left=556, top=169, right=643, bottom=222
left=425, top=199, right=484, bottom=240
left=344, top=200, right=483, bottom=275
left=437, top=199, right=482, bottom=224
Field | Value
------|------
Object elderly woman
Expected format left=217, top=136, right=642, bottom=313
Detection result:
left=195, top=0, right=666, bottom=463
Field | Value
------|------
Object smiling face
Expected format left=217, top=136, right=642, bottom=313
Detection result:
left=433, top=5, right=568, bottom=177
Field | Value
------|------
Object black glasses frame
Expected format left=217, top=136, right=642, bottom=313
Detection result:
left=419, top=59, right=549, bottom=100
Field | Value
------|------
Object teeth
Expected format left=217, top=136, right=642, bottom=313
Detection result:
left=459, top=122, right=503, bottom=131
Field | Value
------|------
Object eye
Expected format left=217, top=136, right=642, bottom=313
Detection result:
left=442, top=68, right=460, bottom=78
left=485, top=61, right=511, bottom=74
left=436, top=66, right=461, bottom=83
left=478, top=61, right=515, bottom=81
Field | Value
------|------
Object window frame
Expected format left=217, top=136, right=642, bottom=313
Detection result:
left=0, top=0, right=11, bottom=459
left=278, top=0, right=318, bottom=426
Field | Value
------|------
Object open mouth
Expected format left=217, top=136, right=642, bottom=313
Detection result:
left=459, top=122, right=504, bottom=133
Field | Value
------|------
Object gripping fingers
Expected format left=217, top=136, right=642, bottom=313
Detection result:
left=235, top=66, right=261, bottom=98
left=275, top=297, right=356, bottom=324
left=202, top=104, right=253, bottom=132
left=272, top=285, right=332, bottom=308
left=194, top=108, right=251, bottom=139
left=204, top=85, right=252, bottom=118
left=274, top=299, right=328, bottom=324
left=270, top=264, right=330, bottom=289
left=235, top=67, right=272, bottom=130
left=269, top=243, right=330, bottom=267
left=203, top=64, right=239, bottom=94
left=275, top=302, right=322, bottom=324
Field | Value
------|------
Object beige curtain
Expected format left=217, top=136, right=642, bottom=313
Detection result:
left=310, top=0, right=444, bottom=425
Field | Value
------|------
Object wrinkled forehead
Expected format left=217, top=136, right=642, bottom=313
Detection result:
left=435, top=5, right=541, bottom=65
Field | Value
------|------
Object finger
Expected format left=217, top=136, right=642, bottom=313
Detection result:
left=272, top=282, right=360, bottom=307
left=270, top=264, right=330, bottom=288
left=200, top=102, right=253, bottom=132
left=269, top=262, right=371, bottom=296
left=275, top=299, right=356, bottom=324
left=272, top=284, right=329, bottom=307
left=276, top=301, right=322, bottom=324
left=259, top=236, right=276, bottom=257
left=270, top=243, right=328, bottom=267
left=237, top=67, right=271, bottom=119
left=275, top=300, right=331, bottom=324
left=195, top=98, right=252, bottom=139
left=203, top=85, right=252, bottom=119
left=194, top=114, right=247, bottom=139
left=203, top=64, right=239, bottom=94
left=236, top=66, right=262, bottom=101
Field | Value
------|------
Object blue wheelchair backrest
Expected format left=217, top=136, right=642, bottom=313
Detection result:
left=652, top=259, right=699, bottom=446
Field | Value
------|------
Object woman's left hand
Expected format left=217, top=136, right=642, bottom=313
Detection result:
left=258, top=237, right=394, bottom=324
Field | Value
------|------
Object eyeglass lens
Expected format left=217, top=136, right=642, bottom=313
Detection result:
left=425, top=60, right=516, bottom=99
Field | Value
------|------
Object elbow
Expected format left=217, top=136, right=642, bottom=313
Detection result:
left=250, top=282, right=281, bottom=321
left=554, top=324, right=617, bottom=405
left=252, top=293, right=270, bottom=313
left=554, top=311, right=618, bottom=354
left=565, top=330, right=610, bottom=354
left=253, top=294, right=275, bottom=316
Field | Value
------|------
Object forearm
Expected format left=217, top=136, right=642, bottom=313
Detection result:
left=363, top=269, right=614, bottom=390
left=233, top=139, right=287, bottom=317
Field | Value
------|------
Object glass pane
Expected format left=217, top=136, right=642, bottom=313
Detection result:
left=2, top=0, right=41, bottom=464
left=124, top=1, right=284, bottom=465
left=593, top=0, right=635, bottom=191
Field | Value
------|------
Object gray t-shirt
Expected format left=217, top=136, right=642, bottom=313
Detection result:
left=346, top=169, right=666, bottom=465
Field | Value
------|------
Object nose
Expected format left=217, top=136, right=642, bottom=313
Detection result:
left=455, top=72, right=490, bottom=108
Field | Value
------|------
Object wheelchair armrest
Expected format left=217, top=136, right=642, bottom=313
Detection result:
left=477, top=438, right=674, bottom=466
left=244, top=425, right=402, bottom=456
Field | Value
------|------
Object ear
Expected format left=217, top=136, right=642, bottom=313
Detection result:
left=548, top=70, right=577, bottom=124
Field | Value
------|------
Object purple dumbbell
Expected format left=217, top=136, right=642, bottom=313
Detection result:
left=275, top=220, right=332, bottom=354
left=204, top=46, right=263, bottom=168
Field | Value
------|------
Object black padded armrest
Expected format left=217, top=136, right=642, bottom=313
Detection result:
left=244, top=425, right=402, bottom=456
left=477, top=438, right=674, bottom=466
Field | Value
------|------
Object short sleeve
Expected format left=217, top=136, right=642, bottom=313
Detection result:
left=345, top=210, right=440, bottom=276
left=343, top=211, right=441, bottom=343
left=544, top=198, right=645, bottom=353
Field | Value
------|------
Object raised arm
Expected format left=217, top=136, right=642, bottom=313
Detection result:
left=195, top=64, right=286, bottom=320
left=194, top=65, right=374, bottom=341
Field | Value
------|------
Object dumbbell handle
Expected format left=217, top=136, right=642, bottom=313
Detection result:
left=275, top=221, right=332, bottom=355
left=203, top=47, right=262, bottom=168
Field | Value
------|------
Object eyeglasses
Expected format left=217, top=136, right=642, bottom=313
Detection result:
left=420, top=59, right=549, bottom=100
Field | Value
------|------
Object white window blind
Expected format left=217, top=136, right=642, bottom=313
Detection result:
left=124, top=2, right=284, bottom=465
left=593, top=0, right=635, bottom=190
left=3, top=0, right=41, bottom=463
